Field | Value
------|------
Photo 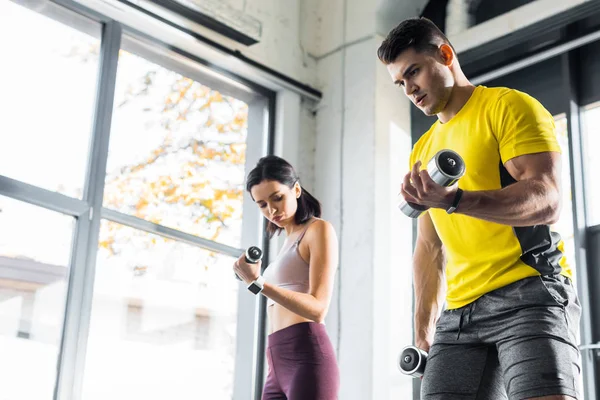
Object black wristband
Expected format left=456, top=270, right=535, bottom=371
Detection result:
left=446, top=188, right=463, bottom=214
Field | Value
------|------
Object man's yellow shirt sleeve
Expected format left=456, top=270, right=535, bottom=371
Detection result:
left=492, top=89, right=562, bottom=163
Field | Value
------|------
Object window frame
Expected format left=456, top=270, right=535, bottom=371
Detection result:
left=0, top=1, right=275, bottom=399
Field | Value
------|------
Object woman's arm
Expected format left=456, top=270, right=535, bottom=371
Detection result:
left=234, top=219, right=339, bottom=323
left=261, top=220, right=338, bottom=322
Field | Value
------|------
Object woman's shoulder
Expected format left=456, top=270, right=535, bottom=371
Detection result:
left=304, top=218, right=337, bottom=241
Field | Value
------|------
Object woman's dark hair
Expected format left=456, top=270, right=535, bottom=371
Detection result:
left=246, top=155, right=321, bottom=238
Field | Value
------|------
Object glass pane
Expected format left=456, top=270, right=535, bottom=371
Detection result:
left=552, top=115, right=584, bottom=396
left=0, top=1, right=100, bottom=199
left=0, top=196, right=75, bottom=400
left=103, top=48, right=248, bottom=248
left=82, top=221, right=239, bottom=400
left=551, top=115, right=576, bottom=282
left=581, top=103, right=600, bottom=227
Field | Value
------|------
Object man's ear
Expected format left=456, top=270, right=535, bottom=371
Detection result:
left=439, top=44, right=454, bottom=67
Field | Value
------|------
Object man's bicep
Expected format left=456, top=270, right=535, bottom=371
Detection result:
left=503, top=151, right=561, bottom=183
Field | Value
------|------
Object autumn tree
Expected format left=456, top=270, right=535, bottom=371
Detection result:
left=94, top=49, right=249, bottom=258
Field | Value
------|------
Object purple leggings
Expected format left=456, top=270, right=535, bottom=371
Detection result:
left=262, top=322, right=339, bottom=400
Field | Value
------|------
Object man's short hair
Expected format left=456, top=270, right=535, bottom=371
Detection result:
left=377, top=17, right=454, bottom=64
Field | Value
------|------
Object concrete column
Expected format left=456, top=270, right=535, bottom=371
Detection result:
left=309, top=2, right=415, bottom=397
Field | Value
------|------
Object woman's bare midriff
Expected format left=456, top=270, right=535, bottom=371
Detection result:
left=267, top=303, right=315, bottom=334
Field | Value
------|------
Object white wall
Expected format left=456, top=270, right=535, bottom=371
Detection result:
left=306, top=2, right=415, bottom=399
left=236, top=0, right=317, bottom=86
left=374, top=35, right=415, bottom=399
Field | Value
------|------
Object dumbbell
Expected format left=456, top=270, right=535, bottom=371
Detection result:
left=398, top=345, right=428, bottom=378
left=398, top=149, right=466, bottom=218
left=235, top=246, right=263, bottom=281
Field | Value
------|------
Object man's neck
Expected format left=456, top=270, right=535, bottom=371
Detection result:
left=437, top=84, right=476, bottom=124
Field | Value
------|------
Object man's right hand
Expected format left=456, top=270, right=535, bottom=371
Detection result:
left=416, top=336, right=432, bottom=353
left=415, top=326, right=435, bottom=353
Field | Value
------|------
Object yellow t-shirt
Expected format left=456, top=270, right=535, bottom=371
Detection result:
left=410, top=85, right=572, bottom=309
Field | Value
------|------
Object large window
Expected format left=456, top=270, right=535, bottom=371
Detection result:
left=552, top=114, right=586, bottom=397
left=0, top=2, right=271, bottom=399
left=82, top=222, right=239, bottom=399
left=581, top=102, right=600, bottom=227
left=82, top=41, right=254, bottom=399
left=103, top=47, right=248, bottom=247
left=552, top=115, right=577, bottom=282
left=0, top=0, right=100, bottom=199
left=0, top=2, right=100, bottom=399
left=0, top=196, right=75, bottom=400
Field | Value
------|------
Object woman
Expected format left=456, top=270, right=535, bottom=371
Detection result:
left=233, top=155, right=340, bottom=400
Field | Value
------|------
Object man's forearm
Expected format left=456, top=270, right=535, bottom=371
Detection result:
left=414, top=244, right=445, bottom=346
left=457, top=178, right=560, bottom=227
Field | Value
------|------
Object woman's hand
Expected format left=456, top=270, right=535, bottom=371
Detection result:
left=233, top=253, right=261, bottom=284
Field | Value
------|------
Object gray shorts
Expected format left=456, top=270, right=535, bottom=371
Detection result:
left=421, top=274, right=582, bottom=400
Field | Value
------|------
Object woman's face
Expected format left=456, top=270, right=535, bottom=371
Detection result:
left=250, top=179, right=300, bottom=227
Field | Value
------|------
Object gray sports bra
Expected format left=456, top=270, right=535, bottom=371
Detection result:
left=262, top=220, right=316, bottom=307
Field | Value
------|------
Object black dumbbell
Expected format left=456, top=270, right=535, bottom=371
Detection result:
left=398, top=149, right=466, bottom=218
left=398, top=345, right=428, bottom=378
left=235, top=246, right=263, bottom=281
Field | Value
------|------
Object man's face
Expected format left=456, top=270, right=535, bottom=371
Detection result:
left=386, top=47, right=454, bottom=116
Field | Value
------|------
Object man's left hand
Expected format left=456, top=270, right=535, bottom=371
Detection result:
left=401, top=161, right=458, bottom=210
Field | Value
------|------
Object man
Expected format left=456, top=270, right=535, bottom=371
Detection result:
left=378, top=17, right=581, bottom=400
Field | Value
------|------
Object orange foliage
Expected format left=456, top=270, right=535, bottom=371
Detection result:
left=100, top=70, right=249, bottom=261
